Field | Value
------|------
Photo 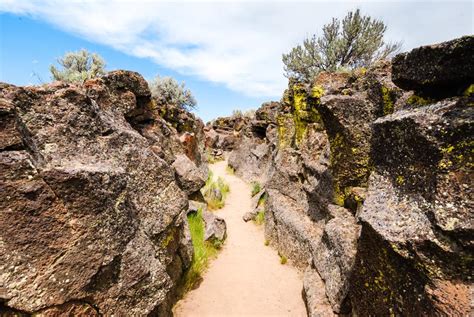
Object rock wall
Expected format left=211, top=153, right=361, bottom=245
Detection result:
left=224, top=36, right=473, bottom=315
left=0, top=71, right=207, bottom=315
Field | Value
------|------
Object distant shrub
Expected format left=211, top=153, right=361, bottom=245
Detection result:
left=201, top=171, right=230, bottom=210
left=280, top=254, right=288, bottom=265
left=243, top=109, right=256, bottom=119
left=264, top=239, right=270, bottom=246
left=231, top=110, right=243, bottom=118
left=50, top=49, right=106, bottom=83
left=251, top=181, right=261, bottom=197
left=149, top=75, right=197, bottom=111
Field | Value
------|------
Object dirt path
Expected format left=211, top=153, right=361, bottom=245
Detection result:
left=174, top=160, right=307, bottom=317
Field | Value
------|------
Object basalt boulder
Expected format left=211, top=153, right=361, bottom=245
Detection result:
left=0, top=71, right=193, bottom=315
left=392, top=35, right=474, bottom=96
left=349, top=96, right=473, bottom=315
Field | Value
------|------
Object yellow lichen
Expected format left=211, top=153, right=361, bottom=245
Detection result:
left=463, top=84, right=474, bottom=97
left=395, top=175, right=405, bottom=185
left=406, top=94, right=433, bottom=107
left=311, top=85, right=325, bottom=99
left=381, top=86, right=395, bottom=115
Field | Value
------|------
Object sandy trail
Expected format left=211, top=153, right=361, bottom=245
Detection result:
left=174, top=160, right=307, bottom=317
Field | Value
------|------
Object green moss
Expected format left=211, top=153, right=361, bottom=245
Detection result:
left=463, top=84, right=474, bottom=97
left=160, top=227, right=176, bottom=248
left=381, top=86, right=395, bottom=115
left=406, top=94, right=433, bottom=107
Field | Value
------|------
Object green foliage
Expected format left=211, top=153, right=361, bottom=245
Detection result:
left=279, top=253, right=288, bottom=265
left=231, top=109, right=256, bottom=119
left=406, top=94, right=434, bottom=107
left=381, top=86, right=395, bottom=115
left=149, top=75, right=197, bottom=111
left=251, top=181, right=261, bottom=197
left=254, top=210, right=265, bottom=226
left=226, top=165, right=235, bottom=175
left=264, top=239, right=270, bottom=246
left=231, top=109, right=243, bottom=118
left=181, top=208, right=220, bottom=293
left=50, top=49, right=105, bottom=83
left=201, top=171, right=230, bottom=210
left=282, top=9, right=401, bottom=82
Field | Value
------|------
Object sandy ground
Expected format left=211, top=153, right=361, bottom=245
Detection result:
left=174, top=160, right=307, bottom=317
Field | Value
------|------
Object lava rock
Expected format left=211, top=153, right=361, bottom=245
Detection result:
left=392, top=35, right=474, bottom=96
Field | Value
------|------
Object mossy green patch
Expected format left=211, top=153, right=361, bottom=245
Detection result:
left=381, top=86, right=395, bottom=115
left=463, top=84, right=474, bottom=97
left=406, top=94, right=434, bottom=107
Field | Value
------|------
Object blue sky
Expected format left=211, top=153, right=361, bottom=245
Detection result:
left=1, top=1, right=472, bottom=122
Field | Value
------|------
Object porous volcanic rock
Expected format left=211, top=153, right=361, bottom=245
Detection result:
left=0, top=71, right=195, bottom=315
left=392, top=35, right=474, bottom=96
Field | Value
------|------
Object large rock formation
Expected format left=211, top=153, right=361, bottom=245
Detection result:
left=0, top=71, right=205, bottom=315
left=222, top=36, right=473, bottom=315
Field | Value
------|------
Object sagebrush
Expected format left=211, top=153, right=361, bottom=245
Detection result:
left=282, top=9, right=400, bottom=82
left=50, top=49, right=106, bottom=83
left=149, top=75, right=197, bottom=111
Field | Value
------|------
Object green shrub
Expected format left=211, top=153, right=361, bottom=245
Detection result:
left=180, top=208, right=220, bottom=293
left=279, top=254, right=288, bottom=265
left=254, top=210, right=265, bottom=226
left=251, top=181, right=261, bottom=197
left=264, top=239, right=270, bottom=246
left=50, top=49, right=105, bottom=83
left=282, top=9, right=401, bottom=82
left=149, top=75, right=197, bottom=111
left=201, top=172, right=230, bottom=210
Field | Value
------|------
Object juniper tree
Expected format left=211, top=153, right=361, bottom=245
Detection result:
left=149, top=76, right=197, bottom=111
left=282, top=9, right=401, bottom=82
left=50, top=49, right=106, bottom=83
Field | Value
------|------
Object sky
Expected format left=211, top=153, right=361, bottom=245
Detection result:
left=0, top=1, right=472, bottom=122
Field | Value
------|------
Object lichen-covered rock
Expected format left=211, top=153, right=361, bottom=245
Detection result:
left=392, top=35, right=474, bottom=96
left=312, top=205, right=360, bottom=313
left=0, top=71, right=194, bottom=315
left=349, top=96, right=473, bottom=315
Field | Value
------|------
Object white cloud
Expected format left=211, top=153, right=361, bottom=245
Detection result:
left=1, top=0, right=472, bottom=97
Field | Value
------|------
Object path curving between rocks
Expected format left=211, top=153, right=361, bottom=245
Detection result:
left=174, top=160, right=307, bottom=317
